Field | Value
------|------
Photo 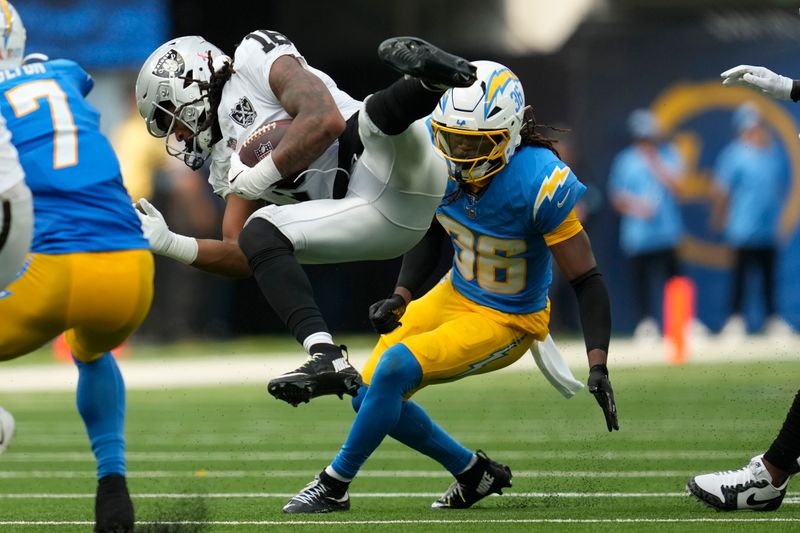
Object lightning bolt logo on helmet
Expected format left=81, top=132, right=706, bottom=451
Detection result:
left=0, top=1, right=25, bottom=70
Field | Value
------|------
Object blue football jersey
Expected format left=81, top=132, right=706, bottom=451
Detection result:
left=436, top=146, right=586, bottom=314
left=0, top=60, right=147, bottom=253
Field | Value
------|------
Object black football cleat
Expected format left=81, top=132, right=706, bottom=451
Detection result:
left=283, top=471, right=351, bottom=514
left=95, top=474, right=134, bottom=533
left=378, top=36, right=477, bottom=89
left=268, top=345, right=362, bottom=407
left=432, top=450, right=512, bottom=509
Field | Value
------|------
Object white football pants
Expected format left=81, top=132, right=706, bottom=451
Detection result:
left=0, top=180, right=33, bottom=290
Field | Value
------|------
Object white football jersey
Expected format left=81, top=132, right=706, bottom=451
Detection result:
left=208, top=30, right=361, bottom=203
left=0, top=115, right=24, bottom=195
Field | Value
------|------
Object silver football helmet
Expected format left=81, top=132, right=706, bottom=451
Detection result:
left=136, top=36, right=230, bottom=170
left=431, top=60, right=526, bottom=183
left=0, top=1, right=26, bottom=70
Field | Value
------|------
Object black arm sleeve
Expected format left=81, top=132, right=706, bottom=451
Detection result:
left=396, top=218, right=449, bottom=297
left=792, top=80, right=800, bottom=102
left=570, top=267, right=611, bottom=353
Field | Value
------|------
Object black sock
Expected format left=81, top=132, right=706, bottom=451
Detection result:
left=365, top=77, right=444, bottom=135
left=764, top=389, right=800, bottom=473
left=319, top=469, right=349, bottom=497
left=239, top=218, right=329, bottom=345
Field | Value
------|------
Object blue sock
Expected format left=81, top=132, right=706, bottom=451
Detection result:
left=332, top=344, right=421, bottom=479
left=350, top=386, right=473, bottom=475
left=74, top=352, right=126, bottom=479
left=392, top=400, right=474, bottom=475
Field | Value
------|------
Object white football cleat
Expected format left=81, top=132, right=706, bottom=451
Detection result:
left=688, top=455, right=787, bottom=511
left=0, top=407, right=15, bottom=455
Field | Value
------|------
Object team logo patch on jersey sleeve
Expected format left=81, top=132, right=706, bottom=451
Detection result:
left=230, top=97, right=257, bottom=127
left=152, top=49, right=185, bottom=78
left=534, top=165, right=570, bottom=216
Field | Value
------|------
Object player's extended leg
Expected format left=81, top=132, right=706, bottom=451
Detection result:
left=66, top=250, right=153, bottom=533
left=283, top=278, right=535, bottom=513
left=688, top=389, right=800, bottom=511
left=238, top=218, right=362, bottom=406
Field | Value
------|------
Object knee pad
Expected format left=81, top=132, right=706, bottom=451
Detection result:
left=238, top=218, right=293, bottom=263
left=371, top=344, right=423, bottom=395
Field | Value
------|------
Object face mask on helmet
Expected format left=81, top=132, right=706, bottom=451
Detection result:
left=431, top=60, right=525, bottom=184
left=0, top=1, right=26, bottom=70
left=136, top=36, right=230, bottom=170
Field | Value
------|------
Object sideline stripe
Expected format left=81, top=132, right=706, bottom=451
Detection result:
left=2, top=518, right=800, bottom=525
left=0, top=469, right=704, bottom=479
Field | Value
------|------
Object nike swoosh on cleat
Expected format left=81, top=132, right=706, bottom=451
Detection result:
left=746, top=493, right=782, bottom=507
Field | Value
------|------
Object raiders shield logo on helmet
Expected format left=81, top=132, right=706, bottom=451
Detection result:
left=230, top=97, right=257, bottom=127
left=152, top=49, right=185, bottom=78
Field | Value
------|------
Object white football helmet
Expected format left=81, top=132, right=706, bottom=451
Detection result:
left=431, top=60, right=526, bottom=183
left=0, top=1, right=25, bottom=70
left=136, top=36, right=231, bottom=170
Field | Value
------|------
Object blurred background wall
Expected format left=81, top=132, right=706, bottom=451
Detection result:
left=15, top=0, right=800, bottom=341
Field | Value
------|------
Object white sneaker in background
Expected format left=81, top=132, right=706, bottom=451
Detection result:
left=687, top=318, right=711, bottom=344
left=688, top=454, right=787, bottom=511
left=720, top=314, right=747, bottom=339
left=763, top=315, right=794, bottom=337
left=0, top=407, right=15, bottom=455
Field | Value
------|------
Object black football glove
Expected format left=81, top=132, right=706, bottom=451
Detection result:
left=368, top=294, right=407, bottom=334
left=588, top=364, right=619, bottom=432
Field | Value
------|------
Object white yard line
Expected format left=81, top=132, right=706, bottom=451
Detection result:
left=1, top=491, right=799, bottom=499
left=0, top=449, right=760, bottom=462
left=0, top=469, right=732, bottom=478
left=2, top=518, right=800, bottom=526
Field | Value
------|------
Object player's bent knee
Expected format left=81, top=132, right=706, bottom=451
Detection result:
left=238, top=218, right=294, bottom=263
left=371, top=344, right=423, bottom=394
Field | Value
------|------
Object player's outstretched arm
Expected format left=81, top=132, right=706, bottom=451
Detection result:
left=369, top=218, right=449, bottom=333
left=135, top=195, right=256, bottom=279
left=721, top=65, right=800, bottom=101
left=550, top=230, right=618, bottom=432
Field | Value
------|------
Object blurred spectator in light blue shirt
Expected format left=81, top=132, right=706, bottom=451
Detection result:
left=712, top=103, right=793, bottom=337
left=608, top=109, right=685, bottom=340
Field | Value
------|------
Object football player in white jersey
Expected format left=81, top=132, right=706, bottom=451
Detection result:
left=685, top=63, right=800, bottom=512
left=0, top=116, right=28, bottom=459
left=0, top=1, right=32, bottom=460
left=135, top=34, right=477, bottom=406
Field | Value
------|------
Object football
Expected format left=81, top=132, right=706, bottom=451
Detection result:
left=238, top=118, right=292, bottom=167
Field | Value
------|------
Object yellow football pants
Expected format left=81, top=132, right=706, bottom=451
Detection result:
left=362, top=275, right=550, bottom=393
left=0, top=250, right=153, bottom=362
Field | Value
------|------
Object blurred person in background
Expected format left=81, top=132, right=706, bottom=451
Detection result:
left=684, top=63, right=800, bottom=513
left=133, top=33, right=476, bottom=406
left=607, top=109, right=687, bottom=342
left=282, top=60, right=617, bottom=514
left=711, top=102, right=792, bottom=338
left=0, top=3, right=152, bottom=531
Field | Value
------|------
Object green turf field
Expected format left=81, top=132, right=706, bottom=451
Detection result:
left=1, top=356, right=799, bottom=532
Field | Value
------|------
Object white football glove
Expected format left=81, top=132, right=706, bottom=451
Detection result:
left=134, top=198, right=198, bottom=264
left=227, top=151, right=283, bottom=200
left=720, top=65, right=794, bottom=100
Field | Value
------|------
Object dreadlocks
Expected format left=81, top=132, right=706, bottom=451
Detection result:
left=519, top=106, right=564, bottom=159
left=178, top=51, right=235, bottom=147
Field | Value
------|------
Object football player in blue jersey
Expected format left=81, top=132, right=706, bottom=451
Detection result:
left=683, top=64, right=800, bottom=512
left=0, top=3, right=153, bottom=531
left=283, top=60, right=617, bottom=513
